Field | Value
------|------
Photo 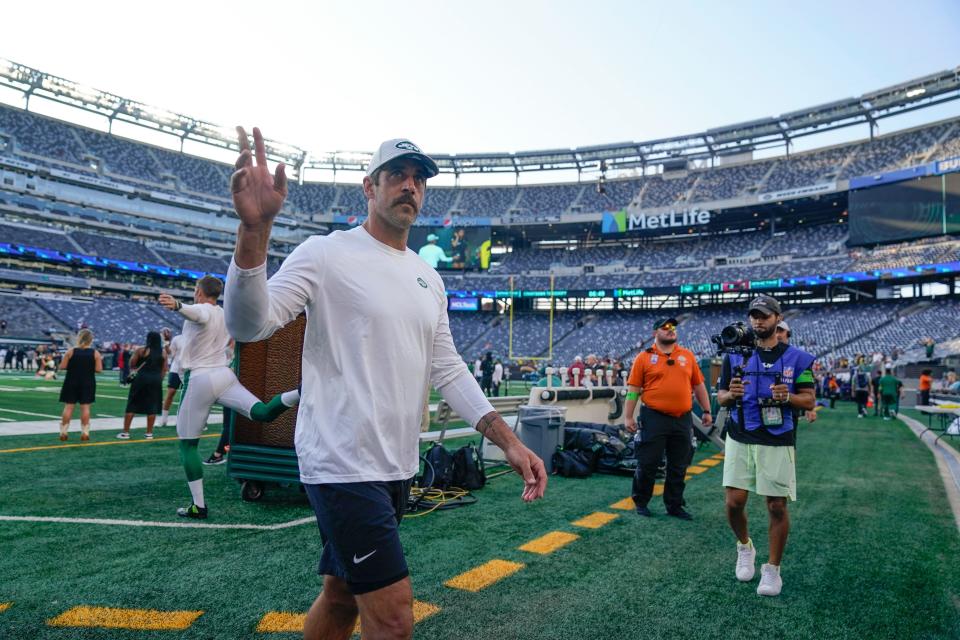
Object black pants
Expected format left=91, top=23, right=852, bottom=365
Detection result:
left=632, top=407, right=692, bottom=511
left=855, top=390, right=869, bottom=416
left=919, top=390, right=930, bottom=406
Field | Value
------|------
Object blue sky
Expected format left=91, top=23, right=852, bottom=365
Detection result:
left=1, top=0, right=959, bottom=184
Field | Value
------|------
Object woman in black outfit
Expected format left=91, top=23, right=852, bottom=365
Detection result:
left=117, top=331, right=167, bottom=440
left=58, top=329, right=103, bottom=441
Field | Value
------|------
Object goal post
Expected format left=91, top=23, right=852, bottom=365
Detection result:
left=508, top=274, right=555, bottom=362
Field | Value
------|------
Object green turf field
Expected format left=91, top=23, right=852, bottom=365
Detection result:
left=1, top=395, right=958, bottom=638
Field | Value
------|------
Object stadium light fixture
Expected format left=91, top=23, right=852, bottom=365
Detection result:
left=905, top=87, right=926, bottom=98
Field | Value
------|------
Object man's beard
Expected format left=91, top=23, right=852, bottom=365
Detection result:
left=755, top=326, right=776, bottom=340
left=659, top=337, right=677, bottom=346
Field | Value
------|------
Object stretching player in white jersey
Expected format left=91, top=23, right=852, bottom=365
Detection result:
left=160, top=328, right=184, bottom=427
left=225, top=128, right=547, bottom=640
left=158, top=275, right=299, bottom=520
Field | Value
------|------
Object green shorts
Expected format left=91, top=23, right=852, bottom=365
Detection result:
left=722, top=435, right=796, bottom=501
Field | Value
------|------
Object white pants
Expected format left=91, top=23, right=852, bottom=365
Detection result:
left=176, top=367, right=260, bottom=439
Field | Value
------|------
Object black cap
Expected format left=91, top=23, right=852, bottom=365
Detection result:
left=749, top=295, right=781, bottom=316
left=653, top=318, right=679, bottom=330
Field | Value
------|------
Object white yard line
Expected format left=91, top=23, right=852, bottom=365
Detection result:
left=0, top=407, right=61, bottom=419
left=0, top=414, right=222, bottom=436
left=0, top=514, right=316, bottom=531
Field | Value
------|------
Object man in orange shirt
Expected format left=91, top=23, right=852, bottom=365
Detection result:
left=918, top=369, right=933, bottom=406
left=625, top=318, right=713, bottom=520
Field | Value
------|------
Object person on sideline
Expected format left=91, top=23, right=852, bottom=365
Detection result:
left=918, top=368, right=933, bottom=407
left=775, top=321, right=818, bottom=423
left=117, top=331, right=167, bottom=440
left=58, top=329, right=103, bottom=441
left=224, top=128, right=547, bottom=640
left=160, top=328, right=186, bottom=427
left=624, top=318, right=713, bottom=520
left=158, top=275, right=299, bottom=519
left=717, top=295, right=816, bottom=597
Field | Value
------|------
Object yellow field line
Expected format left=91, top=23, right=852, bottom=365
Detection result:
left=518, top=531, right=579, bottom=555
left=47, top=606, right=203, bottom=630
left=0, top=434, right=218, bottom=454
left=699, top=458, right=721, bottom=467
left=572, top=511, right=619, bottom=529
left=0, top=602, right=11, bottom=614
left=687, top=465, right=709, bottom=474
left=609, top=497, right=636, bottom=510
left=256, top=600, right=440, bottom=633
left=445, top=559, right=525, bottom=592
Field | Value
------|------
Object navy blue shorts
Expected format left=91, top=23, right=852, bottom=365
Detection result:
left=167, top=372, right=182, bottom=389
left=304, top=478, right=413, bottom=595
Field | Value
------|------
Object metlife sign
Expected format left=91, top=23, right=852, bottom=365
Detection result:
left=629, top=209, right=711, bottom=230
left=602, top=208, right=711, bottom=234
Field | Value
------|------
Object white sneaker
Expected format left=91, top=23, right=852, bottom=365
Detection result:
left=116, top=432, right=130, bottom=440
left=757, top=563, right=782, bottom=596
left=735, top=539, right=756, bottom=581
left=145, top=432, right=154, bottom=440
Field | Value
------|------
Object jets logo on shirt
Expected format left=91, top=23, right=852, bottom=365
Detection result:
left=417, top=277, right=428, bottom=288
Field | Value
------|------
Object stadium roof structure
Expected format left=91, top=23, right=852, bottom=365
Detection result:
left=1, top=58, right=958, bottom=176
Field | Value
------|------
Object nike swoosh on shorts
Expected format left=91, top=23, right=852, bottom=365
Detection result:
left=353, top=550, right=377, bottom=564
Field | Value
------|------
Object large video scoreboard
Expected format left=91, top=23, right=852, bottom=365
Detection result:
left=849, top=172, right=960, bottom=245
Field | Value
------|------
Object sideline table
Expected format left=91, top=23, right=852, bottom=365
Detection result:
left=915, top=405, right=960, bottom=442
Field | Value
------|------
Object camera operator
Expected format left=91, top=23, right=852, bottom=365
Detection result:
left=624, top=318, right=712, bottom=520
left=716, top=295, right=816, bottom=598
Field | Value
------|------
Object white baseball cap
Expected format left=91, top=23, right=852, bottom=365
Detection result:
left=366, top=139, right=439, bottom=178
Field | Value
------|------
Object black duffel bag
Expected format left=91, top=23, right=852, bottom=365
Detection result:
left=551, top=446, right=599, bottom=478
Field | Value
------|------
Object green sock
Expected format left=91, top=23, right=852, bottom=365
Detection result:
left=249, top=394, right=291, bottom=422
left=178, top=439, right=203, bottom=482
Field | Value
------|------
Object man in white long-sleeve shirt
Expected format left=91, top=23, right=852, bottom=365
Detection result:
left=158, top=276, right=299, bottom=520
left=225, top=128, right=547, bottom=640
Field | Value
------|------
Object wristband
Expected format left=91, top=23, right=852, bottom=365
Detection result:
left=626, top=392, right=639, bottom=401
left=175, top=301, right=182, bottom=311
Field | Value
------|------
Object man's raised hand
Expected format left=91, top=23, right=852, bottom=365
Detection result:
left=158, top=294, right=178, bottom=311
left=231, top=127, right=287, bottom=227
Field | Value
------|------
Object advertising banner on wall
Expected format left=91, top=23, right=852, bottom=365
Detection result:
left=602, top=208, right=712, bottom=234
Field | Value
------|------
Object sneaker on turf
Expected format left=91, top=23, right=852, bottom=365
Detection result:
left=735, top=539, right=756, bottom=581
left=666, top=507, right=693, bottom=521
left=203, top=453, right=226, bottom=466
left=757, top=563, right=782, bottom=596
left=177, top=503, right=208, bottom=519
left=635, top=506, right=652, bottom=517
left=145, top=432, right=153, bottom=440
left=116, top=432, right=130, bottom=440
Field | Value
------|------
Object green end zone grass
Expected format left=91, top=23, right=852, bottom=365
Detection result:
left=1, top=399, right=959, bottom=638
